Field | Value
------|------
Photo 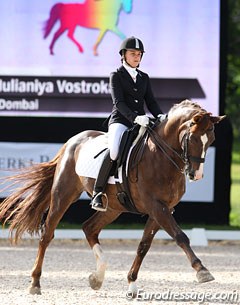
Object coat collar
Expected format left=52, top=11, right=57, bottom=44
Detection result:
left=118, top=65, right=143, bottom=84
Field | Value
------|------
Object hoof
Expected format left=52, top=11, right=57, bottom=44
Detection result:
left=29, top=286, right=41, bottom=295
left=93, top=49, right=99, bottom=56
left=197, top=269, right=215, bottom=283
left=89, top=272, right=103, bottom=290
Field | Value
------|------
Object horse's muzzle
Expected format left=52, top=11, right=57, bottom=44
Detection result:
left=186, top=163, right=204, bottom=181
left=187, top=169, right=204, bottom=181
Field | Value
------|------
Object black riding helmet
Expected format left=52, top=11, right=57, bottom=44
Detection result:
left=119, top=36, right=145, bottom=56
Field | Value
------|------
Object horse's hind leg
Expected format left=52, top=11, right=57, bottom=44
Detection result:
left=151, top=202, right=214, bottom=283
left=49, top=26, right=66, bottom=55
left=29, top=166, right=83, bottom=294
left=67, top=27, right=84, bottom=53
left=82, top=209, right=121, bottom=290
left=29, top=194, right=80, bottom=294
left=127, top=217, right=160, bottom=297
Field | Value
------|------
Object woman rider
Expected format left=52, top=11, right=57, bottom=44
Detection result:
left=90, top=36, right=166, bottom=211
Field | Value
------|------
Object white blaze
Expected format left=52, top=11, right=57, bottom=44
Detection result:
left=194, top=134, right=208, bottom=180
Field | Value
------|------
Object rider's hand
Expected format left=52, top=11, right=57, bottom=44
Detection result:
left=157, top=114, right=168, bottom=122
left=134, top=115, right=150, bottom=127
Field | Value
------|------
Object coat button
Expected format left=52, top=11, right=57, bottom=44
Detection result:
left=135, top=100, right=138, bottom=103
left=133, top=88, right=137, bottom=91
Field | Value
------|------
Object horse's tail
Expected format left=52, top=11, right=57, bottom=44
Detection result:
left=43, top=3, right=63, bottom=38
left=0, top=144, right=66, bottom=243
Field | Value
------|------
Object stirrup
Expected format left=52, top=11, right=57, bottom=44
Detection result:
left=91, top=192, right=108, bottom=212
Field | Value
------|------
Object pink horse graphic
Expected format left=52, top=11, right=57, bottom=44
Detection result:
left=43, top=0, right=133, bottom=55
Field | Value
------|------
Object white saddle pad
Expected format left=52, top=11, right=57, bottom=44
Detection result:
left=75, top=127, right=146, bottom=184
left=75, top=134, right=122, bottom=184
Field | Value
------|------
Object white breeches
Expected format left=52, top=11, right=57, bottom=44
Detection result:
left=108, top=123, right=128, bottom=160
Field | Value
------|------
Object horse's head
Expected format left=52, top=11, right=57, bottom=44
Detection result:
left=147, top=100, right=225, bottom=182
left=121, top=0, right=133, bottom=13
left=178, top=108, right=225, bottom=181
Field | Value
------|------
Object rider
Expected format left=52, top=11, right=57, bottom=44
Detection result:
left=90, top=36, right=167, bottom=211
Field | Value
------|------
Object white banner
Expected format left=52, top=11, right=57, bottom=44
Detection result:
left=0, top=142, right=62, bottom=169
left=0, top=142, right=62, bottom=197
left=0, top=142, right=215, bottom=202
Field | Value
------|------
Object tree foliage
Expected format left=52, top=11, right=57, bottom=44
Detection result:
left=226, top=0, right=240, bottom=138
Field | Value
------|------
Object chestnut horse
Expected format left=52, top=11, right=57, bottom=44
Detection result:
left=0, top=100, right=225, bottom=296
left=43, top=0, right=132, bottom=55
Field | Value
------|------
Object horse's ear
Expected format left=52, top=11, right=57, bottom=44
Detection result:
left=210, top=115, right=226, bottom=124
left=191, top=113, right=204, bottom=124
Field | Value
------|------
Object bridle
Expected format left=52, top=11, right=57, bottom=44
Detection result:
left=146, top=121, right=207, bottom=175
left=180, top=126, right=206, bottom=164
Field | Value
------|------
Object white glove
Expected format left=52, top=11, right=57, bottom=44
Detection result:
left=157, top=114, right=168, bottom=122
left=134, top=115, right=149, bottom=127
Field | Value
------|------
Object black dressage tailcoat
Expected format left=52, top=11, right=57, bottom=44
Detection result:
left=108, top=66, right=163, bottom=128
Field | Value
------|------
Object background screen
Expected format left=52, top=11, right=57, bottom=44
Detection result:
left=0, top=0, right=220, bottom=118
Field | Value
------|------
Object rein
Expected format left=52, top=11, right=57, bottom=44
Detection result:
left=146, top=120, right=206, bottom=174
left=147, top=124, right=185, bottom=173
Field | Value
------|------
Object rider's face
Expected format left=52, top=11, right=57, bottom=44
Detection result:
left=125, top=49, right=142, bottom=68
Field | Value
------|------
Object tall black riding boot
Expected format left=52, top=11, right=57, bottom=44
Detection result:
left=91, top=149, right=114, bottom=212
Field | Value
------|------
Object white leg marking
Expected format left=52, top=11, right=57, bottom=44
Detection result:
left=128, top=281, right=138, bottom=297
left=92, top=244, right=107, bottom=282
left=195, top=134, right=208, bottom=180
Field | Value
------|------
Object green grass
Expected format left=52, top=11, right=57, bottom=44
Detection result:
left=230, top=141, right=240, bottom=227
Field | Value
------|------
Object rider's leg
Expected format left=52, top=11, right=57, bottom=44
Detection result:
left=91, top=123, right=128, bottom=211
left=91, top=149, right=113, bottom=211
left=108, top=123, right=128, bottom=160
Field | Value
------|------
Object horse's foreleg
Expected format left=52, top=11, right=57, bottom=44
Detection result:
left=93, top=27, right=126, bottom=56
left=67, top=27, right=84, bottom=53
left=93, top=29, right=107, bottom=56
left=82, top=209, right=121, bottom=290
left=111, top=26, right=126, bottom=41
left=151, top=202, right=215, bottom=283
left=127, top=217, right=160, bottom=297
